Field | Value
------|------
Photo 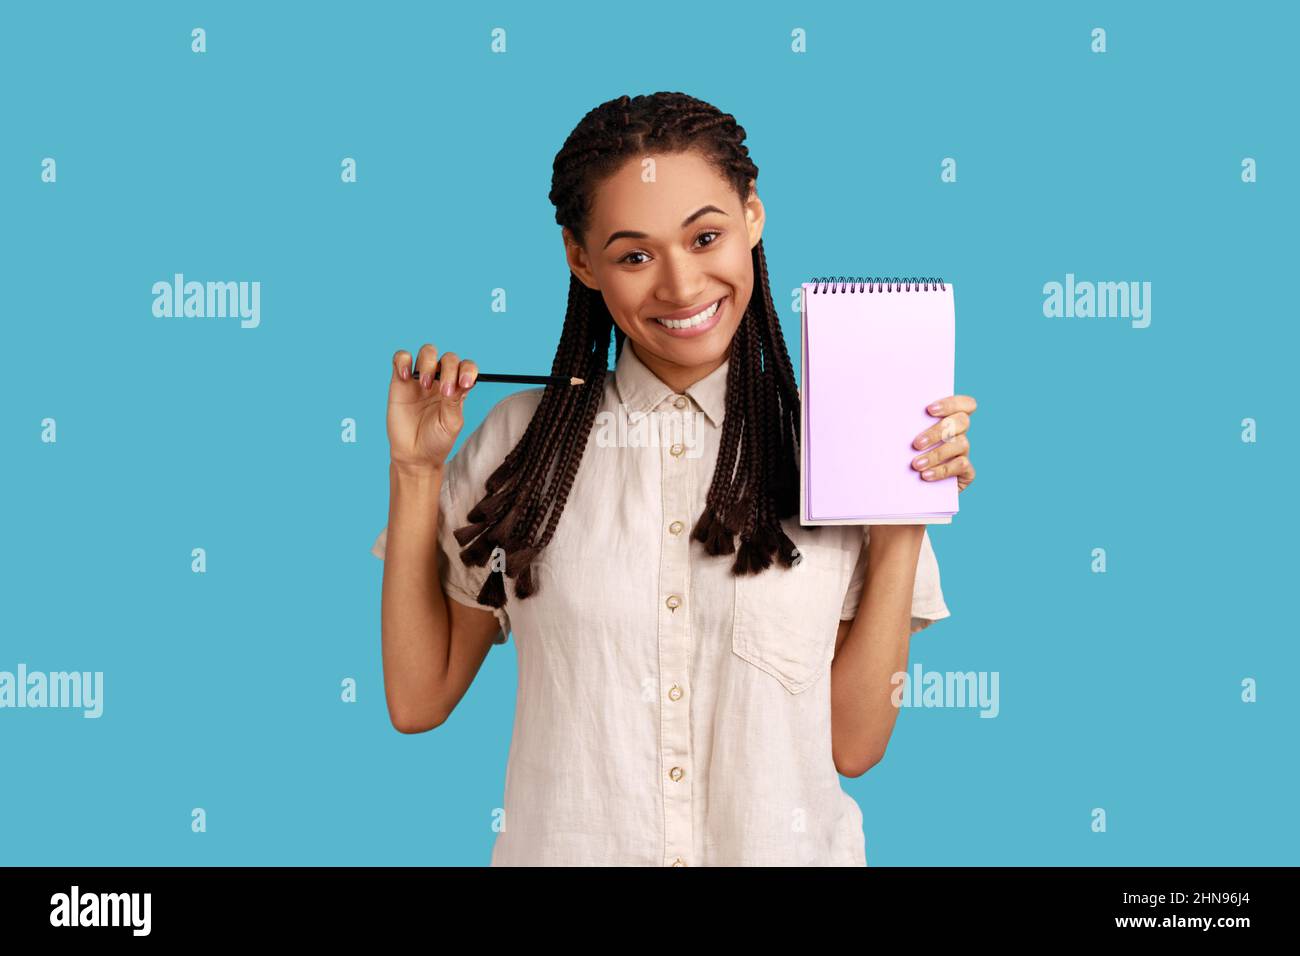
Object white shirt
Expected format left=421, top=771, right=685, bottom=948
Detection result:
left=372, top=342, right=950, bottom=866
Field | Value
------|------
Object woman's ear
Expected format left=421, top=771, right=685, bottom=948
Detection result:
left=743, top=182, right=765, bottom=249
left=563, top=227, right=599, bottom=291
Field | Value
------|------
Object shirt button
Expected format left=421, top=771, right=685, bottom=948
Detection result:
left=673, top=396, right=688, bottom=409
left=665, top=595, right=681, bottom=611
left=668, top=520, right=684, bottom=535
left=670, top=443, right=684, bottom=457
left=672, top=857, right=688, bottom=866
left=668, top=683, right=683, bottom=701
left=669, top=766, right=684, bottom=782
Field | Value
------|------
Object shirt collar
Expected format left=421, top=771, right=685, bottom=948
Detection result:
left=614, top=341, right=728, bottom=429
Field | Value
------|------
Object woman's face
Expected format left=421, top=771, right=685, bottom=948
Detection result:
left=565, top=149, right=765, bottom=389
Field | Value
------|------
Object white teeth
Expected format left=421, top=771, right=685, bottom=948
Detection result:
left=654, top=297, right=721, bottom=329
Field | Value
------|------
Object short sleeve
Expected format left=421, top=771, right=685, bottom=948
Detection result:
left=370, top=389, right=545, bottom=646
left=839, top=527, right=951, bottom=634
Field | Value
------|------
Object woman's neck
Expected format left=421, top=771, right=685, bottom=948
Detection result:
left=631, top=340, right=726, bottom=395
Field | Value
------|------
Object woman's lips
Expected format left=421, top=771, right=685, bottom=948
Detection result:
left=649, top=295, right=726, bottom=338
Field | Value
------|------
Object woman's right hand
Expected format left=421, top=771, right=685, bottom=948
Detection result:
left=387, top=344, right=479, bottom=473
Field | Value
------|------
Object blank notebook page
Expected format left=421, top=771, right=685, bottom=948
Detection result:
left=802, top=282, right=957, bottom=522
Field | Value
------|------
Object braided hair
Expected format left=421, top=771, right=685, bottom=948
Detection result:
left=454, top=91, right=808, bottom=611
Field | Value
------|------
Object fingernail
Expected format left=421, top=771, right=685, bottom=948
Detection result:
left=442, top=380, right=453, bottom=396
left=421, top=372, right=432, bottom=389
left=914, top=436, right=927, bottom=448
left=400, top=366, right=409, bottom=380
left=922, top=470, right=935, bottom=479
left=915, top=457, right=928, bottom=468
left=459, top=372, right=472, bottom=388
left=928, top=402, right=942, bottom=414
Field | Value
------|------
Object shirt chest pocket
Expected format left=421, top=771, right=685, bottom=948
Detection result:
left=731, top=541, right=851, bottom=695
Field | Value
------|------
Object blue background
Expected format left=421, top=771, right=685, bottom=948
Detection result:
left=2, top=0, right=1295, bottom=865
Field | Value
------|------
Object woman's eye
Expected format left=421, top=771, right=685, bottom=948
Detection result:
left=618, top=230, right=722, bottom=265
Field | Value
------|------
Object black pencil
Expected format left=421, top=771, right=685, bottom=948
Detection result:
left=410, top=367, right=585, bottom=386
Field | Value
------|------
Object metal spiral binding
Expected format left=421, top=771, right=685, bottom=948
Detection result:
left=807, top=276, right=945, bottom=293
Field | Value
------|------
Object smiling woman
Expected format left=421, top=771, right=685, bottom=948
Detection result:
left=577, top=170, right=753, bottom=390
left=376, top=91, right=969, bottom=868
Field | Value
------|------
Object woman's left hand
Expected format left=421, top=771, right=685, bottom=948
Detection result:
left=911, top=395, right=977, bottom=492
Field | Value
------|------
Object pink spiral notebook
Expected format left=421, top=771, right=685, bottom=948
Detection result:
left=800, top=276, right=958, bottom=525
